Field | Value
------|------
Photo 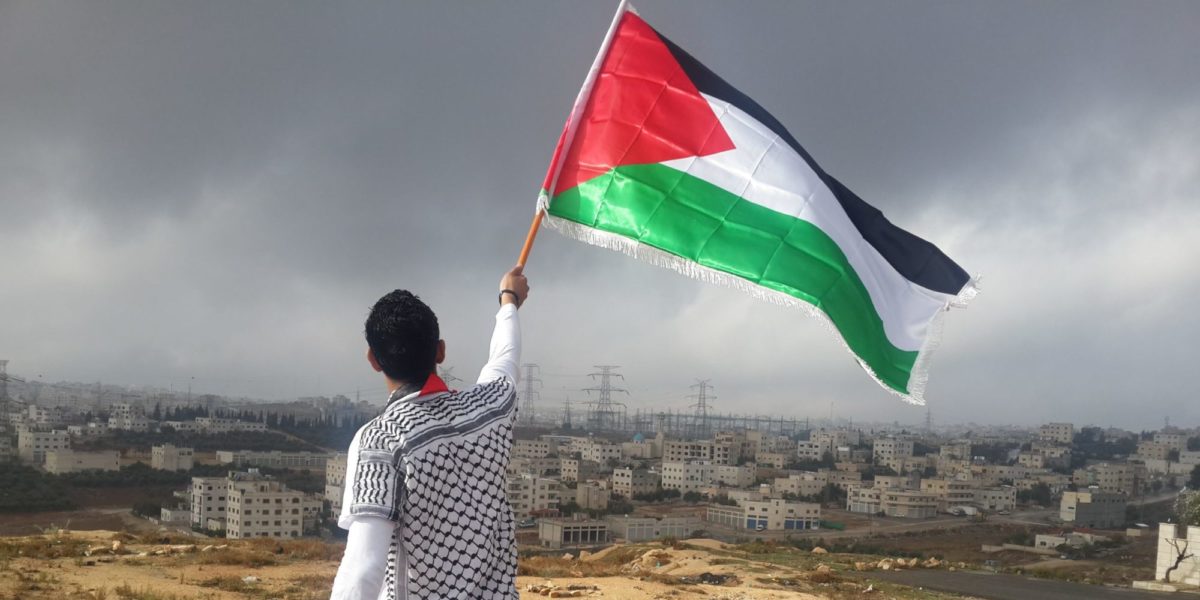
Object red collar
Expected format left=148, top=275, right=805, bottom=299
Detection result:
left=419, top=373, right=451, bottom=395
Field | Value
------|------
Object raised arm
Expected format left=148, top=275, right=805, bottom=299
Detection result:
left=477, top=265, right=528, bottom=385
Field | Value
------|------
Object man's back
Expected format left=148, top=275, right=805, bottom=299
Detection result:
left=332, top=272, right=527, bottom=600
left=343, top=377, right=517, bottom=599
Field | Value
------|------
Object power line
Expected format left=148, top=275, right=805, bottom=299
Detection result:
left=583, top=365, right=629, bottom=432
left=519, top=363, right=541, bottom=426
left=688, top=379, right=715, bottom=439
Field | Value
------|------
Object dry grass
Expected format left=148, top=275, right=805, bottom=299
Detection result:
left=110, top=583, right=193, bottom=600
left=516, top=545, right=645, bottom=578
left=0, top=535, right=91, bottom=559
left=193, top=546, right=278, bottom=568
left=245, top=537, right=345, bottom=561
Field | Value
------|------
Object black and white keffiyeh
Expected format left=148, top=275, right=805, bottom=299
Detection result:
left=343, top=379, right=518, bottom=599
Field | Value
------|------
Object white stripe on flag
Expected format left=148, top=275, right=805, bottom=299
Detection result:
left=661, top=95, right=953, bottom=352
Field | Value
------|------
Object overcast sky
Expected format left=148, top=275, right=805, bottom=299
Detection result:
left=2, top=1, right=1198, bottom=430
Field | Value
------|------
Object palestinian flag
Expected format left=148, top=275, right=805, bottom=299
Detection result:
left=537, top=3, right=977, bottom=404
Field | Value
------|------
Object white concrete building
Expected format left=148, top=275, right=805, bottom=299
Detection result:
left=1060, top=489, right=1126, bottom=529
left=44, top=450, right=120, bottom=474
left=612, top=468, right=659, bottom=498
left=576, top=482, right=610, bottom=511
left=191, top=476, right=229, bottom=528
left=325, top=453, right=347, bottom=515
left=215, top=450, right=331, bottom=470
left=512, top=439, right=557, bottom=458
left=152, top=444, right=194, bottom=471
left=606, top=515, right=701, bottom=542
left=108, top=402, right=152, bottom=432
left=707, top=499, right=821, bottom=531
left=539, top=517, right=609, bottom=549
left=507, top=473, right=561, bottom=520
left=559, top=458, right=599, bottom=483
left=17, top=428, right=70, bottom=464
left=872, top=437, right=914, bottom=464
left=774, top=472, right=826, bottom=498
left=225, top=471, right=318, bottom=539
left=580, top=440, right=622, bottom=465
left=711, top=464, right=757, bottom=488
left=1038, top=422, right=1075, bottom=445
left=194, top=417, right=267, bottom=434
left=661, top=461, right=712, bottom=494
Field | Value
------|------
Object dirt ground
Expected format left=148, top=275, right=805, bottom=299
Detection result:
left=0, top=530, right=974, bottom=600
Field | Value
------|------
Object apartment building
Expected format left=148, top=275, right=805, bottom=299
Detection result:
left=225, top=471, right=318, bottom=539
left=796, top=441, right=823, bottom=461
left=194, top=417, right=268, bottom=434
left=872, top=437, right=914, bottom=464
left=662, top=440, right=740, bottom=466
left=755, top=451, right=792, bottom=469
left=612, top=468, right=660, bottom=498
left=580, top=440, right=622, bottom=465
left=879, top=490, right=939, bottom=518
left=108, top=403, right=152, bottom=432
left=1154, top=432, right=1188, bottom=451
left=1060, top=489, right=1126, bottom=529
left=17, top=428, right=70, bottom=464
left=661, top=461, right=712, bottom=494
left=215, top=450, right=331, bottom=470
left=774, top=472, right=826, bottom=498
left=191, top=476, right=229, bottom=528
left=152, top=444, right=194, bottom=471
left=1038, top=422, right=1074, bottom=445
left=507, top=473, right=561, bottom=520
left=325, top=453, right=347, bottom=515
left=507, top=456, right=561, bottom=477
left=711, top=464, right=756, bottom=488
left=44, top=450, right=120, bottom=474
left=512, top=438, right=557, bottom=458
left=576, top=482, right=610, bottom=511
left=559, top=458, right=599, bottom=483
left=939, top=441, right=973, bottom=461
left=1073, top=463, right=1141, bottom=496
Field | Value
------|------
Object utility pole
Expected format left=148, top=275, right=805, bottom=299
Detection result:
left=925, top=406, right=933, bottom=434
left=583, top=365, right=629, bottom=432
left=520, top=363, right=541, bottom=426
left=562, top=395, right=572, bottom=430
left=688, top=379, right=715, bottom=439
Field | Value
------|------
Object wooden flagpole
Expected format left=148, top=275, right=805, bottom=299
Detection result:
left=517, top=0, right=630, bottom=267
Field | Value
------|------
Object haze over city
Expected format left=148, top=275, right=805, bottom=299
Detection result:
left=2, top=1, right=1198, bottom=429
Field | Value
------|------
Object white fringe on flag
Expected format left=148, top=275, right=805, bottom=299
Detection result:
left=538, top=201, right=979, bottom=406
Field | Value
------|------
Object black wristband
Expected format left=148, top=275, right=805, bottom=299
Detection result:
left=499, top=289, right=519, bottom=305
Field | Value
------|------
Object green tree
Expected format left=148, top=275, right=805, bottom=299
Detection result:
left=1179, top=490, right=1200, bottom=526
left=1189, top=465, right=1200, bottom=490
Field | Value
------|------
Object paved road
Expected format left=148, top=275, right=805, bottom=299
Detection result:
left=868, top=570, right=1175, bottom=600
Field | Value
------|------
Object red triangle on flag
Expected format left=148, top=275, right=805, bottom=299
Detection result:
left=543, top=12, right=735, bottom=196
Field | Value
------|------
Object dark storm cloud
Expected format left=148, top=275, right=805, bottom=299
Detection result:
left=1, top=1, right=1197, bottom=428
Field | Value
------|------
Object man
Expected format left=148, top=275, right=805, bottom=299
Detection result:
left=331, top=265, right=529, bottom=599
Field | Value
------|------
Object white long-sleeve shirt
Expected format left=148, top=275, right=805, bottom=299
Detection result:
left=331, top=304, right=521, bottom=600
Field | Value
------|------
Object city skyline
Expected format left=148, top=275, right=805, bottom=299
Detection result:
left=2, top=2, right=1198, bottom=430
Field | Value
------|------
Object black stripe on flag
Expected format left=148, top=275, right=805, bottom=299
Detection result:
left=653, top=28, right=971, bottom=296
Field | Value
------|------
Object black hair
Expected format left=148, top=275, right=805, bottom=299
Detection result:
left=364, top=290, right=440, bottom=385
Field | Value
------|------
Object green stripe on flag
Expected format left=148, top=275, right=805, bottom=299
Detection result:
left=548, top=163, right=919, bottom=393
